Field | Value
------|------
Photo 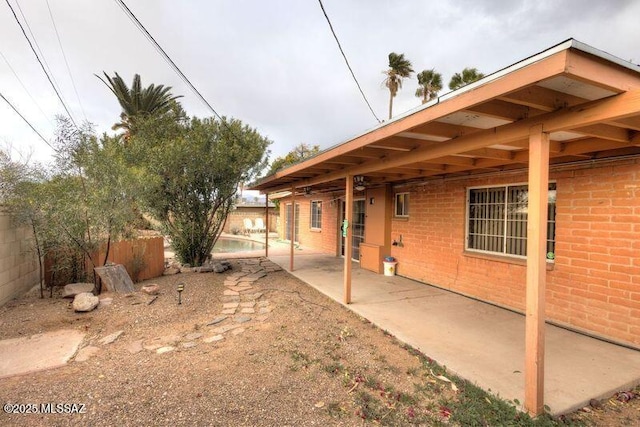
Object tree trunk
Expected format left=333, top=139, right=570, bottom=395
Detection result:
left=388, top=92, right=393, bottom=120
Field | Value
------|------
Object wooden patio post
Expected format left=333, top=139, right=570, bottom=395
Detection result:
left=343, top=175, right=353, bottom=304
left=290, top=186, right=295, bottom=272
left=265, top=192, right=269, bottom=258
left=525, top=124, right=550, bottom=416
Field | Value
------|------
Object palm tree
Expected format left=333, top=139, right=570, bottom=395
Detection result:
left=97, top=72, right=182, bottom=140
left=383, top=52, right=414, bottom=120
left=415, top=69, right=443, bottom=104
left=448, top=67, right=485, bottom=91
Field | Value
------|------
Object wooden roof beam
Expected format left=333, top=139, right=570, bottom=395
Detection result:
left=499, top=85, right=587, bottom=111
left=572, top=124, right=631, bottom=142
left=259, top=89, right=640, bottom=192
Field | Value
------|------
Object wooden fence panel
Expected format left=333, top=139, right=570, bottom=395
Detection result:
left=92, top=237, right=164, bottom=282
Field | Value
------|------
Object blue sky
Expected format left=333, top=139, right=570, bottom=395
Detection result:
left=1, top=0, right=639, bottom=167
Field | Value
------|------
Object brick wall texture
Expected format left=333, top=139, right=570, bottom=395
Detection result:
left=0, top=212, right=38, bottom=306
left=278, top=159, right=640, bottom=346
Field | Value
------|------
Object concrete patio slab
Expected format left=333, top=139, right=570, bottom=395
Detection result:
left=0, top=329, right=85, bottom=379
left=269, top=252, right=640, bottom=415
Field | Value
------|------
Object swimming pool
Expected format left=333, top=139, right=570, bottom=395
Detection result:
left=212, top=237, right=265, bottom=253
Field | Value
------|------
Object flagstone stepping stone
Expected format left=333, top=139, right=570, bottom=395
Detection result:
left=184, top=332, right=203, bottom=341
left=75, top=346, right=100, bottom=362
left=231, top=328, right=246, bottom=336
left=156, top=346, right=175, bottom=354
left=223, top=281, right=238, bottom=287
left=234, top=316, right=252, bottom=324
left=99, top=330, right=124, bottom=345
left=223, top=289, right=239, bottom=296
left=247, top=292, right=263, bottom=300
left=228, top=286, right=252, bottom=293
left=257, top=300, right=270, bottom=307
left=223, top=302, right=239, bottom=309
left=212, top=324, right=245, bottom=334
left=143, top=343, right=162, bottom=351
left=221, top=308, right=236, bottom=315
left=259, top=307, right=272, bottom=314
left=255, top=314, right=270, bottom=322
left=240, top=301, right=255, bottom=308
left=203, top=334, right=224, bottom=343
left=126, top=340, right=144, bottom=354
left=240, top=308, right=255, bottom=314
left=181, top=342, right=197, bottom=349
left=206, top=316, right=227, bottom=326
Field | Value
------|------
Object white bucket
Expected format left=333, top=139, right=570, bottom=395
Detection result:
left=383, top=261, right=397, bottom=276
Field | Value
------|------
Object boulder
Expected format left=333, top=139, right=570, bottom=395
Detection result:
left=213, top=263, right=227, bottom=273
left=163, top=267, right=180, bottom=276
left=62, top=283, right=95, bottom=298
left=94, top=264, right=135, bottom=293
left=141, top=284, right=160, bottom=295
left=73, top=293, right=99, bottom=312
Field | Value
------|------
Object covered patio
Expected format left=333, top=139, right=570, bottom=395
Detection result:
left=267, top=250, right=640, bottom=415
left=251, top=39, right=640, bottom=415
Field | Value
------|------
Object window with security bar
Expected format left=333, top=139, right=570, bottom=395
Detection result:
left=466, top=183, right=556, bottom=259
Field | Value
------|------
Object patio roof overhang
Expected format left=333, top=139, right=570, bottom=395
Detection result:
left=249, top=39, right=640, bottom=195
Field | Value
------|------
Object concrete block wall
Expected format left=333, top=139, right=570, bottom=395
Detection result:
left=389, top=159, right=640, bottom=346
left=0, top=213, right=39, bottom=306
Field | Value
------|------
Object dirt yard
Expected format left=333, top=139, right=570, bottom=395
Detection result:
left=0, top=258, right=637, bottom=426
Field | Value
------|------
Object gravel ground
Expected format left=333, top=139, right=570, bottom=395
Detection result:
left=0, top=258, right=638, bottom=426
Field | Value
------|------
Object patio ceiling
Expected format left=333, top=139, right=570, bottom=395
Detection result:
left=250, top=39, right=640, bottom=195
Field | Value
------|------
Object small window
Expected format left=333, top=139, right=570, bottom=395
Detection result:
left=310, top=200, right=322, bottom=230
left=395, top=193, right=409, bottom=217
left=466, top=183, right=556, bottom=259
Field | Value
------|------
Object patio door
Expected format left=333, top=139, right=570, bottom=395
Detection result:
left=340, top=199, right=365, bottom=261
left=285, top=203, right=300, bottom=242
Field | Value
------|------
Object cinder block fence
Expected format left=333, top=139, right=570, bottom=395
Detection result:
left=0, top=212, right=38, bottom=306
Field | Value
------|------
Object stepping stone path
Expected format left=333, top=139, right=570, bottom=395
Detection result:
left=137, top=257, right=281, bottom=355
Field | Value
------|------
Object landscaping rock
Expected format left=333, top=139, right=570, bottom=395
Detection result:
left=203, top=334, right=224, bottom=343
left=63, top=283, right=94, bottom=298
left=98, top=297, right=113, bottom=308
left=156, top=346, right=175, bottom=354
left=234, top=316, right=252, bottom=324
left=184, top=332, right=203, bottom=341
left=99, top=330, right=124, bottom=345
left=213, top=263, right=227, bottom=273
left=198, top=266, right=213, bottom=273
left=95, top=264, right=135, bottom=293
left=141, top=284, right=160, bottom=295
left=206, top=316, right=227, bottom=326
left=163, top=267, right=180, bottom=276
left=73, top=293, right=99, bottom=312
left=75, top=346, right=100, bottom=362
left=126, top=340, right=144, bottom=354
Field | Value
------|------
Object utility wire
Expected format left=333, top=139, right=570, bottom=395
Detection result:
left=45, top=0, right=88, bottom=121
left=0, top=49, right=53, bottom=126
left=5, top=0, right=78, bottom=128
left=0, top=92, right=55, bottom=150
left=317, top=0, right=381, bottom=123
left=113, top=0, right=225, bottom=122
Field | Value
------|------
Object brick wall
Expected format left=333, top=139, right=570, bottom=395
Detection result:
left=0, top=212, right=39, bottom=306
left=278, top=195, right=338, bottom=254
left=389, top=159, right=640, bottom=346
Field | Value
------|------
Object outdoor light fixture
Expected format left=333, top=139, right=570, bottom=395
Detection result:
left=303, top=186, right=313, bottom=197
left=177, top=282, right=184, bottom=304
left=354, top=175, right=367, bottom=191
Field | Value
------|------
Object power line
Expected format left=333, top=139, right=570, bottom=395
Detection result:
left=0, top=49, right=53, bottom=126
left=5, top=0, right=78, bottom=128
left=45, top=0, right=88, bottom=121
left=113, top=0, right=225, bottom=122
left=317, top=0, right=381, bottom=123
left=0, top=91, right=55, bottom=150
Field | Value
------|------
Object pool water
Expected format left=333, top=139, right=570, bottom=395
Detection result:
left=213, top=237, right=265, bottom=253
